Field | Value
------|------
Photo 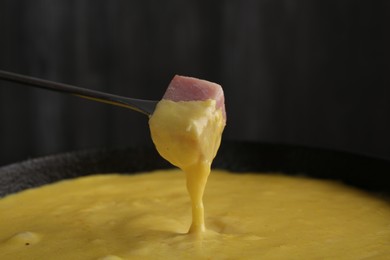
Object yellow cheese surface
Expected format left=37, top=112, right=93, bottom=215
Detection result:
left=0, top=170, right=389, bottom=259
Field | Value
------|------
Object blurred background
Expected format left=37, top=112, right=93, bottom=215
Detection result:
left=0, top=0, right=389, bottom=166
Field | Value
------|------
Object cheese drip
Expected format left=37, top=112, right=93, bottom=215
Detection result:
left=149, top=99, right=225, bottom=233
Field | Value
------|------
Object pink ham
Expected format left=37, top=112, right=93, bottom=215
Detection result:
left=163, top=75, right=226, bottom=120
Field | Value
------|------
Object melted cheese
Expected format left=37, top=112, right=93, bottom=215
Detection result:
left=149, top=99, right=225, bottom=234
left=1, top=98, right=390, bottom=258
left=0, top=170, right=389, bottom=259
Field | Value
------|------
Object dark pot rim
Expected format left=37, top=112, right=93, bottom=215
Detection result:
left=1, top=141, right=390, bottom=197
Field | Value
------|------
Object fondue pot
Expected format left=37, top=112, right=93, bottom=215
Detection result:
left=1, top=141, right=390, bottom=197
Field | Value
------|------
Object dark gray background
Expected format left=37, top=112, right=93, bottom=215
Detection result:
left=0, top=0, right=389, bottom=166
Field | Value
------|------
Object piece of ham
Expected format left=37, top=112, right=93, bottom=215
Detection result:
left=163, top=75, right=226, bottom=120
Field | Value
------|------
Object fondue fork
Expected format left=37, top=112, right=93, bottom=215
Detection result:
left=0, top=69, right=158, bottom=116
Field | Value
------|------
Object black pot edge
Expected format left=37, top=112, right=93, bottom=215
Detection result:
left=1, top=141, right=390, bottom=197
